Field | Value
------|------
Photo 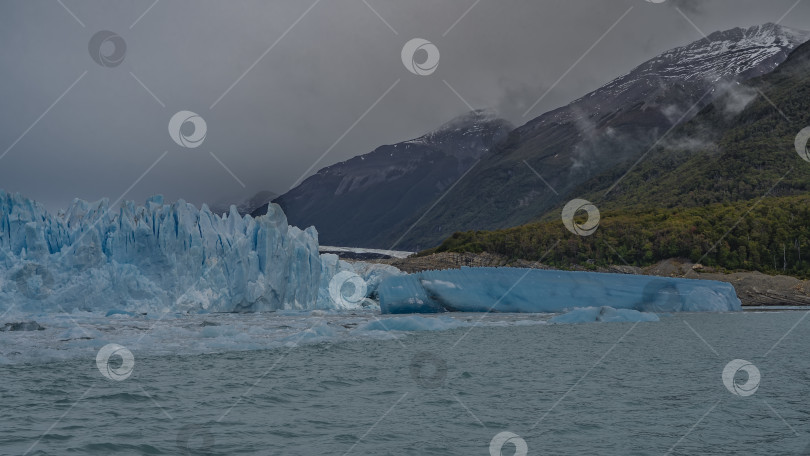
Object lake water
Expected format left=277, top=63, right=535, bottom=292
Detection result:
left=2, top=310, right=809, bottom=455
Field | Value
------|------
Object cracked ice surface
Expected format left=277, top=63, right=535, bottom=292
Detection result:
left=0, top=191, right=399, bottom=315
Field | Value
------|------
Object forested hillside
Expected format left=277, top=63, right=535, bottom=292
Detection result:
left=428, top=40, right=810, bottom=278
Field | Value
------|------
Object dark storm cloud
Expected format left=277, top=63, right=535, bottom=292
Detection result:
left=0, top=0, right=807, bottom=211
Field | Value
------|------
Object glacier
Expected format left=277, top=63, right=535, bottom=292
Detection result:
left=0, top=191, right=399, bottom=315
left=0, top=191, right=742, bottom=318
left=378, top=267, right=742, bottom=314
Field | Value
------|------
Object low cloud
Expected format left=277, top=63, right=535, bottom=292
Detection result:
left=716, top=81, right=759, bottom=117
left=661, top=134, right=716, bottom=153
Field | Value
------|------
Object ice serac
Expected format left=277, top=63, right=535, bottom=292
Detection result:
left=0, top=191, right=395, bottom=314
left=378, top=267, right=742, bottom=314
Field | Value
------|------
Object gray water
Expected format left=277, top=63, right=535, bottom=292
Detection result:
left=2, top=311, right=809, bottom=455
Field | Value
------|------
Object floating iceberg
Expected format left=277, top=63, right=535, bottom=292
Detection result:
left=549, top=306, right=660, bottom=324
left=356, top=315, right=466, bottom=332
left=378, top=267, right=742, bottom=314
left=0, top=191, right=399, bottom=315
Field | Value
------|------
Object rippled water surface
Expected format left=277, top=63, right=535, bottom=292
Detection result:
left=2, top=311, right=809, bottom=455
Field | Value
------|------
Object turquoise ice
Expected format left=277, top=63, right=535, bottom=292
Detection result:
left=0, top=191, right=397, bottom=314
left=378, top=267, right=742, bottom=314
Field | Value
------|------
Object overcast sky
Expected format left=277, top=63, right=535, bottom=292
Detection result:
left=1, top=0, right=808, bottom=211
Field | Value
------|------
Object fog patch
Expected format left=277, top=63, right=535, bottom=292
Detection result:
left=716, top=81, right=758, bottom=117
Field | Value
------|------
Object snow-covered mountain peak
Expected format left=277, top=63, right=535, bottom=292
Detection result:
left=704, top=22, right=806, bottom=46
left=404, top=109, right=511, bottom=147
left=645, top=23, right=810, bottom=80
left=432, top=109, right=504, bottom=132
left=528, top=23, right=809, bottom=127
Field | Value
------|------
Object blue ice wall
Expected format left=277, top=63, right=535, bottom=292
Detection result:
left=379, top=267, right=742, bottom=314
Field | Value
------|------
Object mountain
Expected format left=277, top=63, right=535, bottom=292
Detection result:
left=387, top=23, right=810, bottom=250
left=266, top=110, right=513, bottom=248
left=580, top=37, right=810, bottom=209
left=430, top=37, right=810, bottom=278
left=210, top=190, right=278, bottom=217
